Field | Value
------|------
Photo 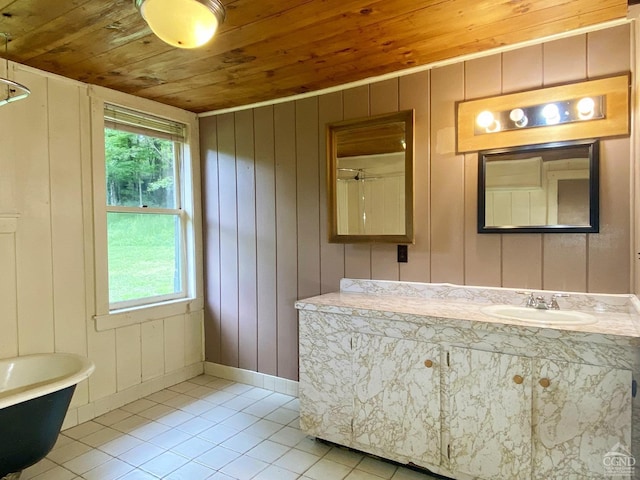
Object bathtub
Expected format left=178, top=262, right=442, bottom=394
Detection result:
left=0, top=353, right=95, bottom=478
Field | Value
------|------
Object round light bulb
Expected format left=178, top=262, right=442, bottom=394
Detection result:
left=476, top=111, right=494, bottom=129
left=509, top=108, right=528, bottom=128
left=577, top=97, right=595, bottom=119
left=542, top=103, right=560, bottom=125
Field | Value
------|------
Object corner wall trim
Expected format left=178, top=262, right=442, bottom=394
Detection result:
left=204, top=362, right=299, bottom=398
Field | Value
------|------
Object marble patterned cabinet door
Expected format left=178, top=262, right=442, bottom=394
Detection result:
left=352, top=334, right=441, bottom=466
left=449, top=347, right=533, bottom=480
left=298, top=311, right=354, bottom=446
left=532, top=359, right=632, bottom=480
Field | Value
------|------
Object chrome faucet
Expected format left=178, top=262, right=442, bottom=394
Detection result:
left=519, top=292, right=569, bottom=310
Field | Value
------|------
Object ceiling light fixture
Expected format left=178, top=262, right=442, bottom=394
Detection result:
left=0, top=33, right=30, bottom=107
left=134, top=0, right=226, bottom=49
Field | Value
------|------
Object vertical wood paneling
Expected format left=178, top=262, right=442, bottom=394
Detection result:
left=116, top=325, right=141, bottom=391
left=543, top=35, right=587, bottom=85
left=370, top=79, right=401, bottom=280
left=200, top=24, right=634, bottom=380
left=0, top=63, right=206, bottom=419
left=235, top=109, right=258, bottom=371
left=186, top=311, right=204, bottom=365
left=501, top=45, right=543, bottom=289
left=87, top=327, right=116, bottom=401
left=295, top=97, right=321, bottom=300
left=0, top=62, right=14, bottom=213
left=318, top=92, right=345, bottom=294
left=141, top=319, right=164, bottom=381
left=502, top=45, right=543, bottom=93
left=587, top=24, right=631, bottom=78
left=343, top=85, right=372, bottom=280
left=254, top=105, right=278, bottom=375
left=217, top=113, right=239, bottom=367
left=164, top=315, right=186, bottom=372
left=543, top=235, right=587, bottom=292
left=464, top=55, right=502, bottom=287
left=399, top=71, right=430, bottom=282
left=542, top=34, right=588, bottom=292
left=0, top=232, right=17, bottom=359
left=13, top=69, right=55, bottom=355
left=48, top=79, right=88, bottom=357
left=589, top=137, right=631, bottom=293
left=200, top=115, right=221, bottom=363
left=274, top=102, right=299, bottom=380
left=587, top=25, right=631, bottom=293
left=0, top=65, right=19, bottom=360
left=430, top=64, right=465, bottom=283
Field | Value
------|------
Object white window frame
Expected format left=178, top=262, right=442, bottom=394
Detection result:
left=89, top=86, right=203, bottom=331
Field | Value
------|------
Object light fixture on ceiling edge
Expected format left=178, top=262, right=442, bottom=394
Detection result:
left=0, top=33, right=30, bottom=107
left=135, top=0, right=226, bottom=49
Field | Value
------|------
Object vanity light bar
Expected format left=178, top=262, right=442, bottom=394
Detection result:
left=474, top=95, right=605, bottom=135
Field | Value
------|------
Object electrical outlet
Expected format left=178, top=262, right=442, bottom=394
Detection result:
left=397, top=244, right=408, bottom=263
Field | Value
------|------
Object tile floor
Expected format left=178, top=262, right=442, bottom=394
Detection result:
left=21, top=375, right=443, bottom=480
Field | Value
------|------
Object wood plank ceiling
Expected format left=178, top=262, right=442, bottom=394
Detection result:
left=0, top=0, right=629, bottom=113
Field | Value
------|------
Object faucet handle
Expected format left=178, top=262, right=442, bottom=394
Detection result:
left=550, top=293, right=569, bottom=310
left=516, top=291, right=536, bottom=307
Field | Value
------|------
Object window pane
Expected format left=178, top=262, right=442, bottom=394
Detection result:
left=105, top=128, right=176, bottom=208
left=107, top=212, right=182, bottom=304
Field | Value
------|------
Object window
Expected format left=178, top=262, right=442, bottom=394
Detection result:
left=104, top=104, right=188, bottom=310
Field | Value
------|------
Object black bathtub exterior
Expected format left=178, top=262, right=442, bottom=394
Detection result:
left=0, top=385, right=76, bottom=477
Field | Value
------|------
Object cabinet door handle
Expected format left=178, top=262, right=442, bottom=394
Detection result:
left=424, top=359, right=433, bottom=368
left=513, top=375, right=524, bottom=384
left=539, top=378, right=551, bottom=388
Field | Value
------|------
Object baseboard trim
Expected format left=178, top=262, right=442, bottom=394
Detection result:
left=203, top=362, right=299, bottom=397
left=62, top=362, right=204, bottom=430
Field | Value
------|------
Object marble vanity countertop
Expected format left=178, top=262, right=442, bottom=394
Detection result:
left=295, top=279, right=640, bottom=345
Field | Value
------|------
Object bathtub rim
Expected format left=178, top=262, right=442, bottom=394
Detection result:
left=0, top=353, right=95, bottom=410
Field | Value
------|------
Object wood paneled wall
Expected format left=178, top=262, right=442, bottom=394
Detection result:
left=0, top=64, right=204, bottom=421
left=200, top=24, right=632, bottom=381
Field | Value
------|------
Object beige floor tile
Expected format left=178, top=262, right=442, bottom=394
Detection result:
left=194, top=445, right=241, bottom=470
left=164, top=460, right=215, bottom=480
left=219, top=454, right=269, bottom=478
left=138, top=450, right=188, bottom=477
left=246, top=439, right=291, bottom=463
left=62, top=449, right=112, bottom=475
left=252, top=464, right=300, bottom=480
left=305, top=458, right=353, bottom=480
left=26, top=375, right=447, bottom=480
left=273, top=448, right=321, bottom=474
left=82, top=458, right=133, bottom=480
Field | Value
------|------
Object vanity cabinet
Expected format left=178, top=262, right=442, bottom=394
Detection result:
left=352, top=334, right=441, bottom=466
left=532, top=358, right=632, bottom=479
left=448, top=348, right=632, bottom=480
left=298, top=309, right=633, bottom=480
left=448, top=348, right=533, bottom=479
left=298, top=312, right=353, bottom=446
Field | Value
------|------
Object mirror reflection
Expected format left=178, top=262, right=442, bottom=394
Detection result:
left=327, top=110, right=414, bottom=243
left=478, top=139, right=599, bottom=233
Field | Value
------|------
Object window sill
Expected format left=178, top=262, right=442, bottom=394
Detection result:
left=93, top=297, right=204, bottom=331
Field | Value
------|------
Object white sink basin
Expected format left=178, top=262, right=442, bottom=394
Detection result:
left=480, top=305, right=597, bottom=326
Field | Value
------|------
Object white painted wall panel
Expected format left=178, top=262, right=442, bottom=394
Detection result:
left=13, top=70, right=55, bottom=356
left=1, top=63, right=205, bottom=421
left=141, top=319, right=165, bottom=381
left=164, top=314, right=186, bottom=372
left=116, top=325, right=142, bottom=391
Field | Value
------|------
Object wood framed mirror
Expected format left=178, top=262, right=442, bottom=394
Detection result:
left=478, top=139, right=599, bottom=234
left=326, top=110, right=414, bottom=243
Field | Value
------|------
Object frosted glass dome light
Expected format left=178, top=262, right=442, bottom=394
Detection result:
left=135, top=0, right=226, bottom=49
